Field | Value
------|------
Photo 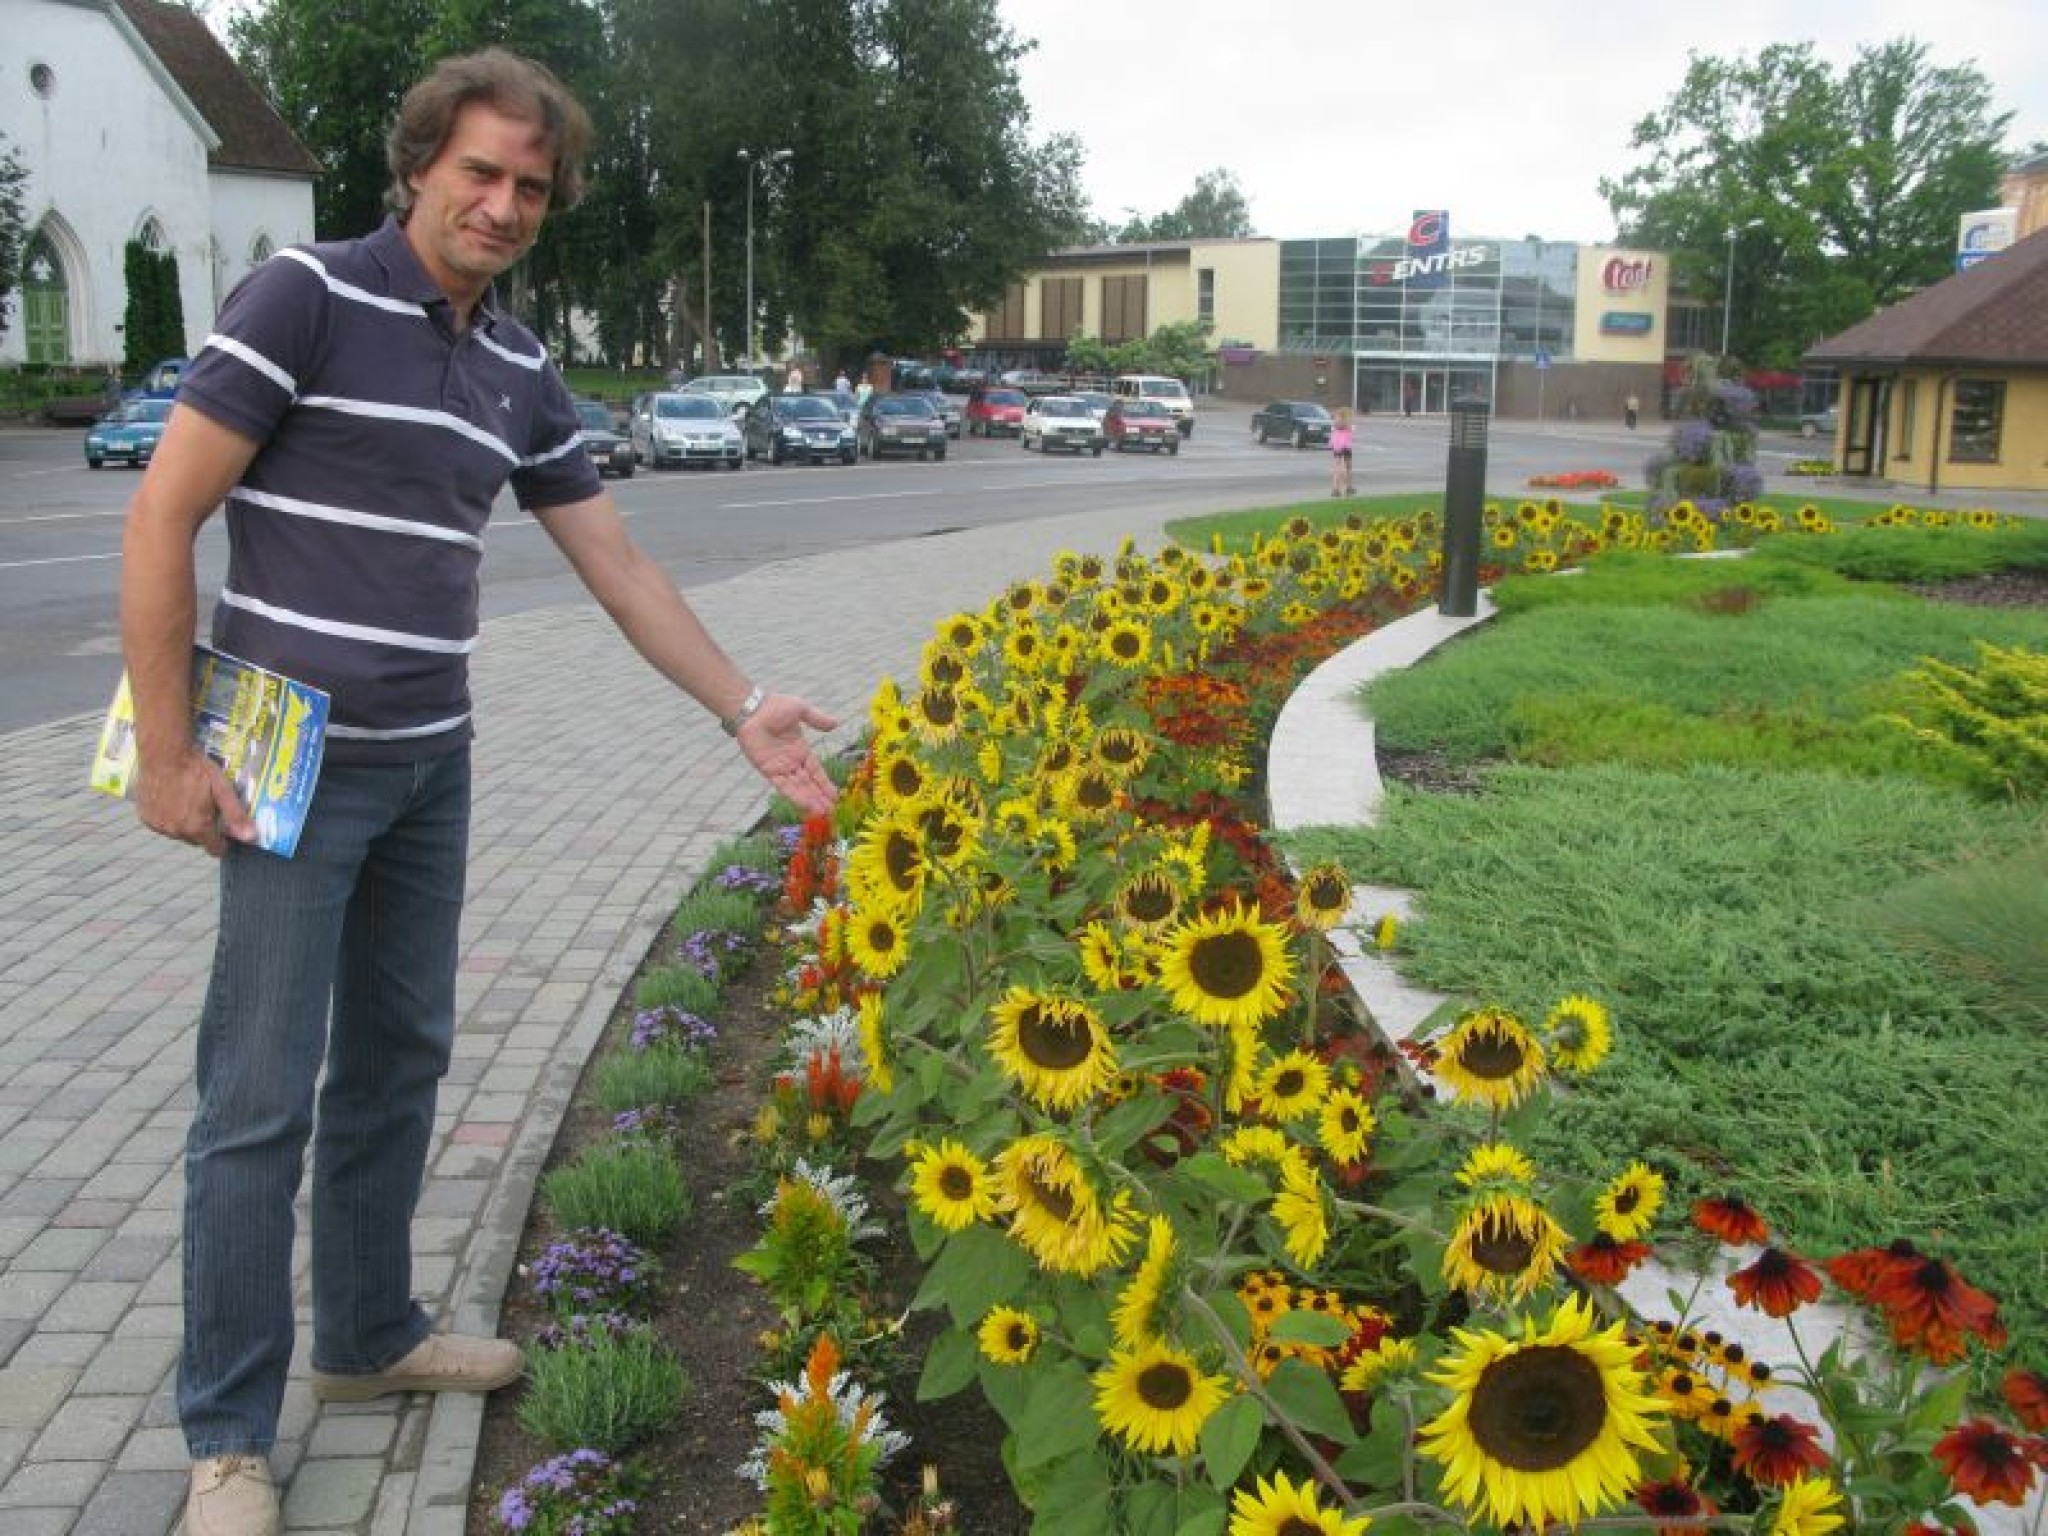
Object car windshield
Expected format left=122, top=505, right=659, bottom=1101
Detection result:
left=1122, top=402, right=1168, bottom=418
left=574, top=401, right=612, bottom=430
left=1075, top=393, right=1111, bottom=412
left=123, top=400, right=173, bottom=424
left=658, top=396, right=724, bottom=420
left=878, top=396, right=936, bottom=417
left=1140, top=381, right=1187, bottom=399
left=779, top=397, right=837, bottom=421
left=1294, top=404, right=1331, bottom=421
left=1037, top=399, right=1087, bottom=418
left=985, top=390, right=1026, bottom=406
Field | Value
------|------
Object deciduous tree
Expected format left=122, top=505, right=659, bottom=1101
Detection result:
left=0, top=137, right=26, bottom=345
left=1118, top=169, right=1255, bottom=241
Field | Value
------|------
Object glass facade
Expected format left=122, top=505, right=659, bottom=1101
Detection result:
left=1279, top=234, right=1578, bottom=414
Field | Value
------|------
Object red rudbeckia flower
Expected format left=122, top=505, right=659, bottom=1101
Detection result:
left=2004, top=1368, right=2048, bottom=1434
left=1729, top=1246, right=1825, bottom=1319
left=1692, top=1193, right=1769, bottom=1246
left=1730, top=1411, right=1830, bottom=1486
left=1824, top=1238, right=1920, bottom=1299
left=1869, top=1254, right=2006, bottom=1364
left=1636, top=1475, right=1716, bottom=1533
left=1568, top=1231, right=1653, bottom=1286
left=1933, top=1417, right=2039, bottom=1506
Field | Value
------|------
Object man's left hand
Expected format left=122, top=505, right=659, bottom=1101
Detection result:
left=735, top=693, right=840, bottom=815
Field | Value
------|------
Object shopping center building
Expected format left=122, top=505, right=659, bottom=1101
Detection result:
left=968, top=216, right=1705, bottom=421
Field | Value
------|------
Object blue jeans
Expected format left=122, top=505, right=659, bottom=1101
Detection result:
left=180, top=751, right=470, bottom=1457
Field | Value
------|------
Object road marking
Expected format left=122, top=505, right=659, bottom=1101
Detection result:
left=0, top=551, right=123, bottom=571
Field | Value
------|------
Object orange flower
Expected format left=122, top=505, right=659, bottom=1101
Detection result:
left=1692, top=1193, right=1769, bottom=1246
left=1635, top=1475, right=1716, bottom=1533
left=2003, top=1368, right=2048, bottom=1433
left=1825, top=1239, right=1918, bottom=1299
left=1869, top=1253, right=2006, bottom=1365
left=1568, top=1232, right=1653, bottom=1287
left=1729, top=1411, right=1830, bottom=1486
left=1932, top=1418, right=2039, bottom=1506
left=1728, top=1247, right=1824, bottom=1319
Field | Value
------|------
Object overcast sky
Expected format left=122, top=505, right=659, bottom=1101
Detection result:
left=998, top=0, right=2048, bottom=246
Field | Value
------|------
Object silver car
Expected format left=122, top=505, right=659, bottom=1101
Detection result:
left=911, top=389, right=963, bottom=438
left=630, top=393, right=746, bottom=470
left=1021, top=395, right=1105, bottom=456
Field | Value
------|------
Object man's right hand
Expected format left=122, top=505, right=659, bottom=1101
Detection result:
left=136, top=746, right=256, bottom=858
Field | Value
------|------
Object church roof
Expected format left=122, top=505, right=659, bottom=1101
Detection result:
left=113, top=0, right=322, bottom=179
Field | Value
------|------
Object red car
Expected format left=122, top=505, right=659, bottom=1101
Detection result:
left=1104, top=399, right=1180, bottom=454
left=965, top=386, right=1028, bottom=438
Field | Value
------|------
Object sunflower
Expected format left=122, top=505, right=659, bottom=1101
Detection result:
left=1729, top=1247, right=1824, bottom=1319
left=1254, top=1048, right=1330, bottom=1123
left=1317, top=1086, right=1377, bottom=1165
left=906, top=1138, right=997, bottom=1232
left=1442, top=1193, right=1570, bottom=1303
left=845, top=906, right=910, bottom=979
left=1112, top=1214, right=1180, bottom=1348
left=1769, top=1475, right=1845, bottom=1535
left=1420, top=1293, right=1664, bottom=1532
left=977, top=1305, right=1039, bottom=1366
left=1432, top=1007, right=1548, bottom=1110
left=1077, top=920, right=1152, bottom=992
left=934, top=611, right=985, bottom=653
left=1456, top=1141, right=1536, bottom=1191
left=1092, top=1338, right=1230, bottom=1457
left=1932, top=1417, right=2038, bottom=1506
left=988, top=987, right=1117, bottom=1112
left=1002, top=621, right=1048, bottom=675
left=871, top=746, right=930, bottom=807
left=1339, top=1334, right=1419, bottom=1395
left=1061, top=768, right=1122, bottom=821
left=856, top=990, right=893, bottom=1095
left=1544, top=994, right=1612, bottom=1074
left=1272, top=1154, right=1330, bottom=1269
left=1594, top=1161, right=1666, bottom=1242
left=1295, top=863, right=1353, bottom=932
left=1227, top=1469, right=1372, bottom=1536
left=1097, top=617, right=1154, bottom=670
left=1091, top=725, right=1151, bottom=777
left=993, top=1134, right=1136, bottom=1277
left=847, top=814, right=927, bottom=912
left=1158, top=900, right=1296, bottom=1031
left=1114, top=869, right=1184, bottom=933
left=1221, top=1125, right=1293, bottom=1169
left=908, top=683, right=968, bottom=744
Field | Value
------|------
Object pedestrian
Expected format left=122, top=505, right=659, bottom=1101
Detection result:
left=1329, top=406, right=1354, bottom=497
left=1624, top=391, right=1640, bottom=430
left=785, top=362, right=803, bottom=393
left=118, top=49, right=839, bottom=1536
left=1402, top=377, right=1417, bottom=417
left=832, top=369, right=850, bottom=394
left=854, top=374, right=874, bottom=412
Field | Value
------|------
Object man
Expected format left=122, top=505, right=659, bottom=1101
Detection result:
left=119, top=50, right=837, bottom=1536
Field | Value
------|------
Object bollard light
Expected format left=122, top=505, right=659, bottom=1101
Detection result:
left=1439, top=397, right=1490, bottom=618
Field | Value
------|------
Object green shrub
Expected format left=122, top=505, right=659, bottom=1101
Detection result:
left=634, top=964, right=719, bottom=1014
left=673, top=886, right=764, bottom=942
left=1865, top=835, right=2048, bottom=1030
left=541, top=1141, right=690, bottom=1245
left=517, top=1329, right=689, bottom=1453
left=594, top=1041, right=713, bottom=1114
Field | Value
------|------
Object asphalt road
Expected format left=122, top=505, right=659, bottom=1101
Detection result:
left=0, top=403, right=1806, bottom=734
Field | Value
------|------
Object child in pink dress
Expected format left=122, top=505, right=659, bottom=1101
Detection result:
left=1329, top=408, right=1354, bottom=496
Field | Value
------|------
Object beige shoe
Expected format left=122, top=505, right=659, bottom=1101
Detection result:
left=310, top=1331, right=524, bottom=1402
left=186, top=1455, right=279, bottom=1536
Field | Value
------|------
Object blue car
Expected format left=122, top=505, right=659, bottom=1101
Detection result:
left=85, top=398, right=173, bottom=469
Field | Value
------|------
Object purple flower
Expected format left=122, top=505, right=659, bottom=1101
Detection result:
left=529, top=1229, right=658, bottom=1316
left=629, top=1005, right=715, bottom=1052
left=716, top=864, right=780, bottom=894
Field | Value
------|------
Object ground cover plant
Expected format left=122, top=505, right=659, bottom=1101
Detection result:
left=475, top=490, right=2048, bottom=1533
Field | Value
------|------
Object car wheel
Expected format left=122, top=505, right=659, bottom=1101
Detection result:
left=918, top=446, right=930, bottom=462
left=1800, top=421, right=1818, bottom=438
left=618, top=462, right=634, bottom=479
left=840, top=450, right=856, bottom=465
left=1168, top=441, right=1179, bottom=456
left=1022, top=434, right=1033, bottom=451
left=1294, top=427, right=1306, bottom=448
left=86, top=457, right=103, bottom=469
left=933, top=446, right=946, bottom=462
left=770, top=440, right=785, bottom=465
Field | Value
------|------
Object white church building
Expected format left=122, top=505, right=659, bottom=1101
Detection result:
left=3, top=0, right=319, bottom=369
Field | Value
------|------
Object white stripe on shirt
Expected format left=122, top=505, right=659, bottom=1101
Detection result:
left=279, top=248, right=428, bottom=318
left=228, top=486, right=486, bottom=549
left=328, top=711, right=473, bottom=741
left=477, top=330, right=546, bottom=370
left=220, top=589, right=479, bottom=654
left=201, top=334, right=297, bottom=396
left=297, top=395, right=519, bottom=466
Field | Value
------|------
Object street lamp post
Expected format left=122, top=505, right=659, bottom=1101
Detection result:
left=1721, top=219, right=1762, bottom=360
left=1527, top=234, right=1547, bottom=426
left=739, top=147, right=792, bottom=371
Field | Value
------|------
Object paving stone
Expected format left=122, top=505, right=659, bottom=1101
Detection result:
left=0, top=1365, right=80, bottom=1430
left=80, top=1232, right=176, bottom=1284
left=76, top=1335, right=178, bottom=1396
left=307, top=1412, right=398, bottom=1458
left=10, top=1225, right=109, bottom=1271
left=39, top=1280, right=138, bottom=1332
left=114, top=1425, right=190, bottom=1473
left=280, top=1456, right=383, bottom=1527
left=71, top=1468, right=185, bottom=1536
left=30, top=1393, right=144, bottom=1461
left=9, top=1331, right=102, bottom=1369
left=0, top=1454, right=103, bottom=1507
left=0, top=1269, right=70, bottom=1320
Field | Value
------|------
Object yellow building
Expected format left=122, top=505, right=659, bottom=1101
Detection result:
left=968, top=238, right=1280, bottom=366
left=2002, top=152, right=2048, bottom=241
left=1806, top=225, right=2048, bottom=495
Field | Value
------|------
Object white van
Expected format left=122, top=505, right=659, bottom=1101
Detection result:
left=1111, top=374, right=1194, bottom=436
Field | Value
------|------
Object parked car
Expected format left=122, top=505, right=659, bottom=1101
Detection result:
left=1798, top=405, right=1839, bottom=438
left=814, top=389, right=860, bottom=424
left=1021, top=395, right=1105, bottom=456
left=1112, top=373, right=1195, bottom=436
left=1000, top=368, right=1065, bottom=395
left=965, top=386, right=1028, bottom=438
left=857, top=392, right=948, bottom=461
left=124, top=356, right=189, bottom=402
left=84, top=397, right=174, bottom=468
left=745, top=393, right=858, bottom=464
left=908, top=389, right=963, bottom=438
left=572, top=397, right=635, bottom=479
left=1071, top=390, right=1113, bottom=425
left=680, top=373, right=770, bottom=417
left=1251, top=400, right=1334, bottom=448
left=1104, top=398, right=1180, bottom=455
left=630, top=392, right=746, bottom=469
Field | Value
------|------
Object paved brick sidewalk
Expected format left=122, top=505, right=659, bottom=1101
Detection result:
left=0, top=505, right=1168, bottom=1534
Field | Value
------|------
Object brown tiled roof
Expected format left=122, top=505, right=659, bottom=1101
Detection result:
left=114, top=0, right=322, bottom=179
left=1805, top=226, right=2048, bottom=369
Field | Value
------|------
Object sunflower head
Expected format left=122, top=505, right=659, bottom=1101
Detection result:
left=1544, top=994, right=1613, bottom=1074
left=1295, top=863, right=1353, bottom=932
left=1158, top=899, right=1296, bottom=1032
left=1433, top=1007, right=1548, bottom=1110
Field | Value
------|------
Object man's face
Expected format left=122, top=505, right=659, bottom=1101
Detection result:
left=404, top=100, right=554, bottom=307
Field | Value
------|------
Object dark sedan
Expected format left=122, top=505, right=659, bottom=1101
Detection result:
left=572, top=398, right=635, bottom=478
left=857, top=393, right=948, bottom=461
left=1251, top=400, right=1334, bottom=447
left=745, top=394, right=858, bottom=464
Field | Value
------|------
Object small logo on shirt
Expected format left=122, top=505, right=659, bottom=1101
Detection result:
left=497, top=394, right=512, bottom=412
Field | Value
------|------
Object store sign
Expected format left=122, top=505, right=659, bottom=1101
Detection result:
left=1601, top=255, right=1655, bottom=293
left=1956, top=208, right=2016, bottom=271
left=1402, top=209, right=1451, bottom=290
left=1600, top=311, right=1653, bottom=335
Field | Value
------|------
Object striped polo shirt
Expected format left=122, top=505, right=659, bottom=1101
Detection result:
left=175, top=216, right=601, bottom=765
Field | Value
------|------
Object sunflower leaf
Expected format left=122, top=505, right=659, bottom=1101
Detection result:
left=1262, top=1358, right=1358, bottom=1445
left=1015, top=1361, right=1101, bottom=1469
left=913, top=1224, right=1033, bottom=1328
left=1197, top=1392, right=1263, bottom=1490
left=1177, top=1151, right=1272, bottom=1204
left=916, top=1325, right=978, bottom=1400
left=1268, top=1310, right=1350, bottom=1348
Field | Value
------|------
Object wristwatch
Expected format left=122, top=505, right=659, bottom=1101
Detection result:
left=720, top=684, right=765, bottom=737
